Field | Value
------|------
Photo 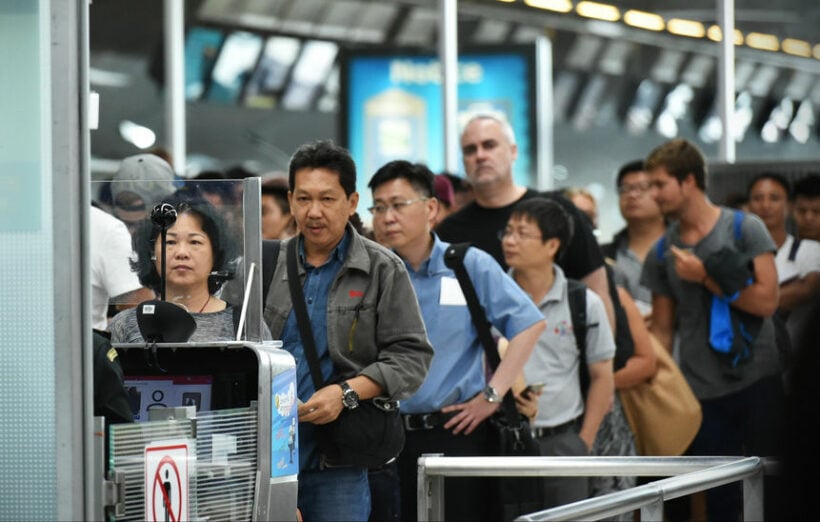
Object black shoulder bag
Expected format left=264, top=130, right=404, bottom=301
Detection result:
left=443, top=243, right=545, bottom=521
left=285, top=238, right=404, bottom=468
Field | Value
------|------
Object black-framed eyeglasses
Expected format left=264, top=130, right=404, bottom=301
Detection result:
left=497, top=229, right=542, bottom=241
left=367, top=197, right=429, bottom=216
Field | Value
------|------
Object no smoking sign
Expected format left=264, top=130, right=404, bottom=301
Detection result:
left=145, top=440, right=192, bottom=522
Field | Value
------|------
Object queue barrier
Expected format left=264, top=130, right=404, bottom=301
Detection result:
left=417, top=455, right=776, bottom=521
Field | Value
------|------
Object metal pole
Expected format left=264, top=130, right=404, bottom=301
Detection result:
left=535, top=36, right=554, bottom=190
left=717, top=0, right=735, bottom=162
left=742, top=470, right=765, bottom=521
left=164, top=0, right=186, bottom=174
left=439, top=0, right=459, bottom=173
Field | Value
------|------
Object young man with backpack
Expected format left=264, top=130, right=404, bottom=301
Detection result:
left=641, top=139, right=784, bottom=522
left=502, top=198, right=616, bottom=509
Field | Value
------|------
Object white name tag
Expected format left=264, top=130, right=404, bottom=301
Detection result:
left=439, top=276, right=467, bottom=306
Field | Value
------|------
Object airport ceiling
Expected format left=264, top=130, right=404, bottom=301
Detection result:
left=89, top=0, right=820, bottom=100
left=88, top=0, right=820, bottom=165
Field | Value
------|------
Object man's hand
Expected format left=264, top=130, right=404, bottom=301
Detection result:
left=441, top=394, right=500, bottom=435
left=297, top=384, right=344, bottom=425
left=514, top=388, right=540, bottom=420
left=669, top=245, right=707, bottom=284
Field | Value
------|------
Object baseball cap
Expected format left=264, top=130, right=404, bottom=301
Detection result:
left=434, top=174, right=455, bottom=207
left=111, top=154, right=176, bottom=211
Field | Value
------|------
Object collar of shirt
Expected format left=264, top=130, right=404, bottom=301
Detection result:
left=298, top=228, right=350, bottom=269
left=508, top=264, right=568, bottom=307
left=402, top=233, right=451, bottom=277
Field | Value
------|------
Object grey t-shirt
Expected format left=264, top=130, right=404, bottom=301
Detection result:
left=110, top=306, right=239, bottom=344
left=641, top=208, right=779, bottom=400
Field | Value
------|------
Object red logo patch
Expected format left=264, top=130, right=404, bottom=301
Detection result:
left=349, top=290, right=363, bottom=298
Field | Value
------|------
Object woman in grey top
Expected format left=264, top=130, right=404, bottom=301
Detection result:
left=110, top=198, right=244, bottom=343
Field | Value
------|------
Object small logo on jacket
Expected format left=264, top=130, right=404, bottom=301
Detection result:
left=349, top=290, right=363, bottom=298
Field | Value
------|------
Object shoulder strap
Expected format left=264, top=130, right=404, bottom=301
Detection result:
left=443, top=242, right=519, bottom=423
left=733, top=210, right=744, bottom=243
left=788, top=237, right=802, bottom=262
left=443, top=243, right=500, bottom=369
left=566, top=279, right=590, bottom=396
left=286, top=238, right=326, bottom=389
left=655, top=234, right=667, bottom=262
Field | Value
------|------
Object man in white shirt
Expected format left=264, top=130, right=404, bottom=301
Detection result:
left=90, top=206, right=153, bottom=330
left=747, top=173, right=820, bottom=350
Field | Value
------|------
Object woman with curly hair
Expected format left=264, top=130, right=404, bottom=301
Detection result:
left=109, top=197, right=248, bottom=343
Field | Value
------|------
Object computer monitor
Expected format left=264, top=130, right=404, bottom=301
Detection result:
left=124, top=375, right=213, bottom=422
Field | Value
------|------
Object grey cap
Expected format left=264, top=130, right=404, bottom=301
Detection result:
left=112, top=154, right=176, bottom=209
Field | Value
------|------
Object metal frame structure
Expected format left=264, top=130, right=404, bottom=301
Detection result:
left=417, top=455, right=774, bottom=522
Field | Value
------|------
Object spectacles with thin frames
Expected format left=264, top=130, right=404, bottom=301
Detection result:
left=497, top=229, right=542, bottom=241
left=367, top=197, right=429, bottom=216
left=618, top=182, right=652, bottom=196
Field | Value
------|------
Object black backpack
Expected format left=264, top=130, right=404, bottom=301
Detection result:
left=231, top=239, right=281, bottom=334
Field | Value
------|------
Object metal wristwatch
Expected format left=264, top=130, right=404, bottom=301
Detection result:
left=340, top=381, right=360, bottom=410
left=482, top=385, right=501, bottom=403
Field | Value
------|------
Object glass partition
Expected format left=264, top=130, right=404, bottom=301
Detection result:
left=90, top=176, right=264, bottom=342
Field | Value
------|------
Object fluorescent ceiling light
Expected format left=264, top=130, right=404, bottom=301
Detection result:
left=667, top=19, right=705, bottom=39
left=524, top=0, right=573, bottom=14
left=623, top=10, right=664, bottom=32
left=89, top=67, right=131, bottom=88
left=746, top=32, right=779, bottom=52
left=706, top=25, right=743, bottom=45
left=576, top=2, right=620, bottom=22
left=781, top=38, right=811, bottom=58
left=789, top=101, right=814, bottom=144
left=118, top=120, right=156, bottom=150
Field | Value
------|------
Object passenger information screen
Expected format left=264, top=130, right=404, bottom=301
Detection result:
left=124, top=375, right=213, bottom=422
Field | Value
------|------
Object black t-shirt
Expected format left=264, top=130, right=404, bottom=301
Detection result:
left=436, top=188, right=604, bottom=278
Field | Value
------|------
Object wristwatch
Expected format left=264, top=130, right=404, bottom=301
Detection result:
left=482, top=385, right=501, bottom=403
left=340, top=381, right=360, bottom=410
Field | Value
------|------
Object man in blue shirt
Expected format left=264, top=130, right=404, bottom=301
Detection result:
left=264, top=142, right=433, bottom=522
left=368, top=160, right=546, bottom=521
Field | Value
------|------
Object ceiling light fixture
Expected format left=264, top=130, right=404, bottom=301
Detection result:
left=781, top=38, right=812, bottom=58
left=706, top=25, right=743, bottom=45
left=524, top=0, right=573, bottom=14
left=576, top=1, right=620, bottom=22
left=623, top=10, right=664, bottom=32
left=746, top=32, right=780, bottom=52
left=118, top=120, right=156, bottom=150
left=667, top=18, right=705, bottom=39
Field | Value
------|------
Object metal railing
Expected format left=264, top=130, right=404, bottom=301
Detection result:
left=417, top=455, right=775, bottom=521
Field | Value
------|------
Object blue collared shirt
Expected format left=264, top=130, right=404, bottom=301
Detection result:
left=281, top=231, right=350, bottom=471
left=400, top=234, right=544, bottom=414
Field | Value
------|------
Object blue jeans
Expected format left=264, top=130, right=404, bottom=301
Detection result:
left=298, top=467, right=371, bottom=522
left=689, top=375, right=784, bottom=522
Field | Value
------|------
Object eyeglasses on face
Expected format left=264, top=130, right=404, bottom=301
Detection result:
left=618, top=182, right=652, bottom=196
left=367, top=197, right=429, bottom=216
left=497, top=229, right=542, bottom=242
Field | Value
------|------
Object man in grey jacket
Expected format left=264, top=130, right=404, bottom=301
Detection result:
left=263, top=140, right=433, bottom=522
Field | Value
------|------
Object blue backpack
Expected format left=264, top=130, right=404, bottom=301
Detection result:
left=655, top=211, right=760, bottom=377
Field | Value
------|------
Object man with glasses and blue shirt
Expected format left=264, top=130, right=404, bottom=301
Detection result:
left=367, top=160, right=546, bottom=522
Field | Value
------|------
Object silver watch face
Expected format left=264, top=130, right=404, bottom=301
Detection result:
left=483, top=386, right=500, bottom=403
